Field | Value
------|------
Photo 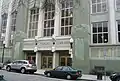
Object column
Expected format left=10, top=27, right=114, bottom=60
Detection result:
left=53, top=52, right=59, bottom=69
left=54, top=0, right=61, bottom=36
left=36, top=52, right=42, bottom=70
left=0, top=0, right=3, bottom=30
left=37, top=1, right=44, bottom=37
left=108, top=0, right=116, bottom=44
left=5, top=0, right=14, bottom=47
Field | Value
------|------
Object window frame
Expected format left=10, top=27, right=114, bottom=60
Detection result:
left=90, top=0, right=107, bottom=14
left=27, top=8, right=39, bottom=38
left=60, top=0, right=73, bottom=36
left=43, top=0, right=55, bottom=37
left=91, top=21, right=109, bottom=44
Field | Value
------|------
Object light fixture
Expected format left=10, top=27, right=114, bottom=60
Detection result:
left=70, top=38, right=73, bottom=43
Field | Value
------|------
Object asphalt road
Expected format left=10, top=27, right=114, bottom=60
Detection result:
left=0, top=70, right=95, bottom=81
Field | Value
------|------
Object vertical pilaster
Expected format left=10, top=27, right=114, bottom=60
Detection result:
left=5, top=0, right=14, bottom=47
left=53, top=52, right=59, bottom=68
left=54, top=0, right=61, bottom=36
left=37, top=1, right=44, bottom=37
left=36, top=52, right=42, bottom=70
left=108, top=0, right=116, bottom=44
left=0, top=0, right=3, bottom=33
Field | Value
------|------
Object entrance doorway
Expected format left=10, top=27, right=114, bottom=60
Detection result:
left=42, top=56, right=53, bottom=69
left=60, top=56, right=72, bottom=66
left=27, top=56, right=36, bottom=63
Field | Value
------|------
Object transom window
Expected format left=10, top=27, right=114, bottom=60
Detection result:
left=116, top=0, right=120, bottom=10
left=11, top=11, right=17, bottom=32
left=91, top=0, right=107, bottom=13
left=28, top=8, right=39, bottom=38
left=1, top=13, right=7, bottom=33
left=92, top=22, right=108, bottom=44
left=43, top=0, right=55, bottom=37
left=60, top=0, right=73, bottom=36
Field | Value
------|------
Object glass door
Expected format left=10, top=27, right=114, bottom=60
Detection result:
left=60, top=56, right=71, bottom=66
left=42, top=56, right=53, bottom=69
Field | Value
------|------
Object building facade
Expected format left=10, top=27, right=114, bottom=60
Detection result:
left=1, top=0, right=120, bottom=73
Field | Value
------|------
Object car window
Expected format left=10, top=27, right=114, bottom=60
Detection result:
left=55, top=66, right=63, bottom=71
left=12, top=61, right=17, bottom=64
left=23, top=61, right=27, bottom=64
left=17, top=61, right=22, bottom=64
left=62, top=67, right=70, bottom=71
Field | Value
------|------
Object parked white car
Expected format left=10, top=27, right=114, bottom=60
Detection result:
left=0, top=63, right=3, bottom=69
left=6, top=60, right=37, bottom=74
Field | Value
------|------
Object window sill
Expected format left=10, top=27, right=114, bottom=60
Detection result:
left=91, top=11, right=108, bottom=16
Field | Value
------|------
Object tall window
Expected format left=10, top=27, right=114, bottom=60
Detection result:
left=1, top=13, right=7, bottom=33
left=91, top=0, right=107, bottom=13
left=43, top=0, right=55, bottom=37
left=61, top=0, right=73, bottom=36
left=92, top=22, right=108, bottom=44
left=28, top=8, right=39, bottom=38
left=11, top=11, right=17, bottom=32
left=117, top=21, right=120, bottom=42
left=116, top=0, right=120, bottom=10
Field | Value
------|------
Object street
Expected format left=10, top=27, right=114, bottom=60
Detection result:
left=0, top=70, right=95, bottom=81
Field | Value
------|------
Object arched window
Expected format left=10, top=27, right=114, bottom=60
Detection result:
left=1, top=13, right=8, bottom=33
left=28, top=8, right=39, bottom=38
left=60, top=0, right=73, bottom=36
left=11, top=11, right=17, bottom=32
left=43, top=0, right=55, bottom=37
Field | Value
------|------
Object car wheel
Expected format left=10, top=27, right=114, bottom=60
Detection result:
left=116, top=77, right=120, bottom=81
left=66, top=74, right=72, bottom=80
left=6, top=66, right=11, bottom=72
left=20, top=68, right=26, bottom=74
left=46, top=72, right=51, bottom=77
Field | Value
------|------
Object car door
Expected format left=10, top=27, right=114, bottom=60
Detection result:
left=16, top=61, right=23, bottom=70
left=52, top=66, right=63, bottom=78
left=61, top=66, right=70, bottom=77
left=11, top=61, right=17, bottom=69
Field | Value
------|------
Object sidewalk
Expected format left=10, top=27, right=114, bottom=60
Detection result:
left=35, top=69, right=111, bottom=81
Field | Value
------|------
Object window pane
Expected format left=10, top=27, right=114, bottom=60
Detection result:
left=51, top=28, right=54, bottom=36
left=65, top=18, right=69, bottom=25
left=102, top=3, right=107, bottom=12
left=61, top=27, right=64, bottom=35
left=61, top=19, right=64, bottom=26
left=103, top=22, right=108, bottom=32
left=98, top=34, right=102, bottom=43
left=97, top=4, right=101, bottom=12
left=92, top=0, right=96, bottom=4
left=92, top=23, right=97, bottom=33
left=97, top=0, right=101, bottom=3
left=118, top=22, right=120, bottom=31
left=92, top=5, right=96, bottom=13
left=70, top=17, right=73, bottom=25
left=118, top=32, right=120, bottom=42
left=103, top=33, right=108, bottom=43
left=44, top=29, right=46, bottom=36
left=62, top=10, right=65, bottom=17
left=69, top=26, right=72, bottom=35
left=65, top=27, right=68, bottom=35
left=93, top=34, right=97, bottom=43
left=51, top=20, right=54, bottom=27
left=116, top=0, right=120, bottom=10
left=47, top=29, right=50, bottom=36
left=98, top=23, right=102, bottom=32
